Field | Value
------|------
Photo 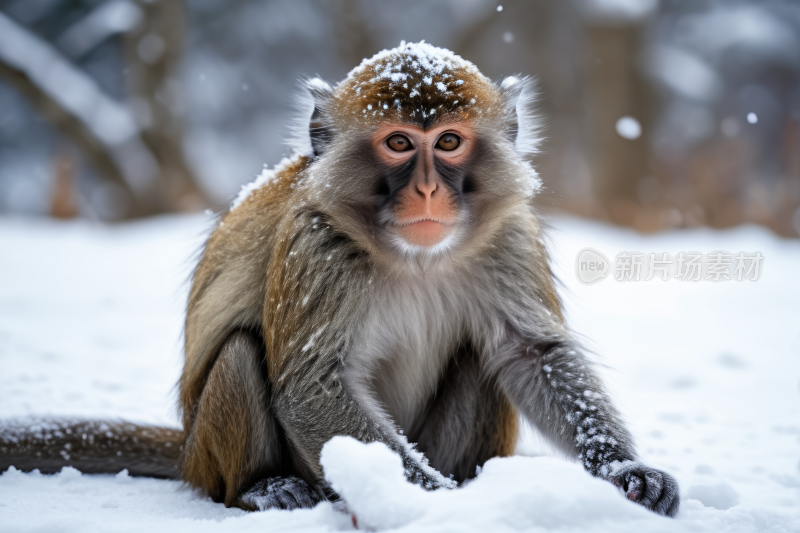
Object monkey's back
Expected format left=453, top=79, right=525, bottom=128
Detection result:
left=180, top=155, right=311, bottom=426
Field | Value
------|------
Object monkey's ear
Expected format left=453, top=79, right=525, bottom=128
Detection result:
left=498, top=76, right=543, bottom=158
left=295, top=77, right=336, bottom=158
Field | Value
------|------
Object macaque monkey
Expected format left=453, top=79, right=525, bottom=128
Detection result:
left=1, top=42, right=679, bottom=517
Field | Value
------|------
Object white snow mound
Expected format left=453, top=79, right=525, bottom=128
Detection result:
left=2, top=215, right=799, bottom=532
left=321, top=436, right=684, bottom=533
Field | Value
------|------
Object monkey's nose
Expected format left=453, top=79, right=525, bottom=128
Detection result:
left=416, top=179, right=437, bottom=199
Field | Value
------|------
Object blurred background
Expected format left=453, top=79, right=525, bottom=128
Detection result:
left=0, top=0, right=798, bottom=237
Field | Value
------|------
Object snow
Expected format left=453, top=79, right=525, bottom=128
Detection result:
left=231, top=156, right=294, bottom=211
left=615, top=116, right=642, bottom=140
left=581, top=0, right=658, bottom=22
left=673, top=6, right=798, bottom=62
left=345, top=41, right=480, bottom=90
left=1, top=214, right=799, bottom=532
left=322, top=437, right=693, bottom=532
left=642, top=46, right=722, bottom=102
left=57, top=0, right=142, bottom=59
left=307, top=77, right=334, bottom=93
left=685, top=481, right=741, bottom=510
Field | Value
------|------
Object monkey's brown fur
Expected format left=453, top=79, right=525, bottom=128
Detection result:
left=1, top=43, right=679, bottom=518
left=177, top=97, right=551, bottom=507
left=179, top=151, right=528, bottom=504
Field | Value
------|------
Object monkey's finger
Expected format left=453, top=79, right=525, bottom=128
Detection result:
left=293, top=487, right=322, bottom=509
left=664, top=492, right=681, bottom=518
left=636, top=471, right=664, bottom=510
left=279, top=478, right=321, bottom=509
left=652, top=474, right=680, bottom=517
left=274, top=488, right=301, bottom=510
left=624, top=473, right=644, bottom=502
left=653, top=491, right=678, bottom=517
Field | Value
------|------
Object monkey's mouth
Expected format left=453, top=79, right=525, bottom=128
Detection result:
left=391, top=218, right=456, bottom=247
left=394, top=217, right=457, bottom=228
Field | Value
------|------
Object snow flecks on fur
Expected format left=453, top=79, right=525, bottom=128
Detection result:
left=332, top=41, right=501, bottom=129
left=239, top=476, right=322, bottom=511
left=567, top=393, right=622, bottom=475
left=345, top=41, right=480, bottom=91
left=0, top=417, right=181, bottom=478
left=230, top=156, right=297, bottom=211
left=1, top=418, right=124, bottom=450
left=230, top=153, right=309, bottom=211
left=534, top=345, right=632, bottom=478
left=337, top=43, right=543, bottom=196
left=501, top=76, right=520, bottom=89
left=306, top=77, right=333, bottom=93
left=397, top=433, right=457, bottom=491
left=231, top=41, right=544, bottom=210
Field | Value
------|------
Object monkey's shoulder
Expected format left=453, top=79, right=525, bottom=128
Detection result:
left=231, top=154, right=312, bottom=219
left=203, top=155, right=312, bottom=249
left=188, top=156, right=312, bottom=303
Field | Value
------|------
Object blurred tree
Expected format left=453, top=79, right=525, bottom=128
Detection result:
left=0, top=0, right=211, bottom=219
left=0, top=0, right=796, bottom=236
left=124, top=0, right=208, bottom=213
left=50, top=150, right=78, bottom=218
left=584, top=22, right=654, bottom=228
left=328, top=0, right=377, bottom=73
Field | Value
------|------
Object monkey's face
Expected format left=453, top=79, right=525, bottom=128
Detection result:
left=370, top=121, right=477, bottom=253
left=299, top=44, right=542, bottom=261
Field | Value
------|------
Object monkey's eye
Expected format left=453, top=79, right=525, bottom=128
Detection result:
left=436, top=133, right=461, bottom=151
left=387, top=135, right=413, bottom=152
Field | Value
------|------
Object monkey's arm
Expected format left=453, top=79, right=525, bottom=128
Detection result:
left=274, top=349, right=452, bottom=492
left=264, top=213, right=454, bottom=493
left=487, top=336, right=679, bottom=517
left=482, top=225, right=679, bottom=517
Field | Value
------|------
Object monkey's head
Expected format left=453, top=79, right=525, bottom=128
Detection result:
left=296, top=42, right=542, bottom=261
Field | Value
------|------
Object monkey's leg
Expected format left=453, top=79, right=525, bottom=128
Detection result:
left=180, top=330, right=321, bottom=510
left=408, top=343, right=519, bottom=483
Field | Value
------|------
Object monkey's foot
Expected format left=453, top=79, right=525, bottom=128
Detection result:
left=237, top=476, right=322, bottom=511
left=606, top=461, right=680, bottom=517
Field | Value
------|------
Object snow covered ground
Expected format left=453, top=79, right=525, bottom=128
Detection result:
left=0, top=213, right=798, bottom=532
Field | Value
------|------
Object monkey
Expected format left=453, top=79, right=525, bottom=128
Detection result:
left=1, top=42, right=679, bottom=518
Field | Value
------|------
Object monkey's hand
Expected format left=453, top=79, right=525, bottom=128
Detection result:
left=397, top=446, right=456, bottom=491
left=604, top=461, right=680, bottom=517
left=237, top=476, right=322, bottom=511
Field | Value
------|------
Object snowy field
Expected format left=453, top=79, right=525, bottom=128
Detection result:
left=0, top=213, right=798, bottom=532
